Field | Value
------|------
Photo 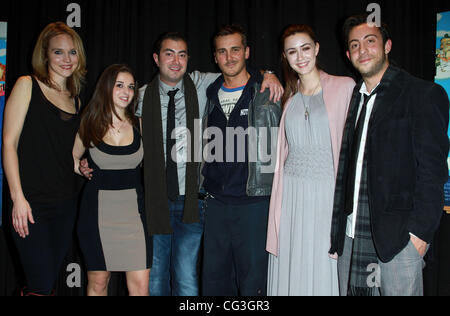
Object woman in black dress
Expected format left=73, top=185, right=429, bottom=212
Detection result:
left=73, top=64, right=151, bottom=296
left=2, top=22, right=86, bottom=296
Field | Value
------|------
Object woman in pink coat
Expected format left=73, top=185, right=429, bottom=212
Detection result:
left=266, top=24, right=355, bottom=296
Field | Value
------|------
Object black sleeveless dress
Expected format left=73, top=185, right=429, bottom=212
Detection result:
left=11, top=76, right=83, bottom=295
left=17, top=76, right=82, bottom=203
left=77, top=128, right=152, bottom=272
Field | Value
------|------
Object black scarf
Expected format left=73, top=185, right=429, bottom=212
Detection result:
left=142, top=75, right=200, bottom=235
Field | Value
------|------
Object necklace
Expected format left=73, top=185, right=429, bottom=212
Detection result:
left=299, top=81, right=321, bottom=121
left=112, top=119, right=127, bottom=134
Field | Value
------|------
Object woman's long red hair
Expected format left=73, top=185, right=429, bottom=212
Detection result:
left=280, top=24, right=319, bottom=109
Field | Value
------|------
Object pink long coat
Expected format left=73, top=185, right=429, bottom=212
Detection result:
left=266, top=71, right=356, bottom=256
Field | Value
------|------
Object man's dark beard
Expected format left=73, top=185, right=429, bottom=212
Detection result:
left=361, top=52, right=388, bottom=79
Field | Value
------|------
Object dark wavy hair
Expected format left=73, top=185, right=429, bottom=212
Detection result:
left=342, top=13, right=391, bottom=50
left=280, top=24, right=319, bottom=109
left=78, top=64, right=139, bottom=148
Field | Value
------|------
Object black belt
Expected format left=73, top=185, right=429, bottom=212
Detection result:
left=198, top=192, right=208, bottom=200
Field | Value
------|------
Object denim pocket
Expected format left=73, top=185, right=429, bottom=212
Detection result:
left=198, top=200, right=206, bottom=225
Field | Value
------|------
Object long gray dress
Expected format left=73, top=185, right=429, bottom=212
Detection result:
left=267, top=91, right=339, bottom=296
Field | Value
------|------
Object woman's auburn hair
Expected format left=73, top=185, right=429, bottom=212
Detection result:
left=31, top=21, right=87, bottom=98
left=78, top=64, right=139, bottom=148
left=280, top=24, right=319, bottom=109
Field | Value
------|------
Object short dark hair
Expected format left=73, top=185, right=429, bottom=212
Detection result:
left=213, top=24, right=248, bottom=50
left=342, top=14, right=391, bottom=49
left=154, top=32, right=188, bottom=55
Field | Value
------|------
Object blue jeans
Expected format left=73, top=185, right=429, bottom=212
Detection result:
left=149, top=196, right=205, bottom=296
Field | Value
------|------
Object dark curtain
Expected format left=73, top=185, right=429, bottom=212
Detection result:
left=1, top=0, right=449, bottom=100
left=424, top=214, right=450, bottom=296
left=1, top=0, right=450, bottom=296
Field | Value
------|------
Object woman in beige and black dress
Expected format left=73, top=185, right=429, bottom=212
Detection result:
left=73, top=64, right=151, bottom=296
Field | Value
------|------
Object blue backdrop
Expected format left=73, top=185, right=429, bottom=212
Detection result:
left=436, top=12, right=450, bottom=211
left=0, top=22, right=7, bottom=227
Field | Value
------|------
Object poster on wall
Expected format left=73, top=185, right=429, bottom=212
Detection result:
left=436, top=12, right=450, bottom=213
left=0, top=22, right=6, bottom=227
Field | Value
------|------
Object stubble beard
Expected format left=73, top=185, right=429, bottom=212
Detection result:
left=221, top=61, right=246, bottom=79
left=358, top=52, right=388, bottom=80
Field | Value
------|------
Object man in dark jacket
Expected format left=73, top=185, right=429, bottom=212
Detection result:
left=329, top=14, right=449, bottom=296
left=201, top=25, right=282, bottom=296
left=137, top=32, right=282, bottom=296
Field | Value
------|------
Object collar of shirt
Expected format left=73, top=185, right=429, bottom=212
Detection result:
left=347, top=80, right=382, bottom=238
left=359, top=81, right=381, bottom=98
left=356, top=81, right=381, bottom=118
left=158, top=75, right=185, bottom=103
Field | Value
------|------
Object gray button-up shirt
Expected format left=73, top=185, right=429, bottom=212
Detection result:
left=136, top=71, right=220, bottom=195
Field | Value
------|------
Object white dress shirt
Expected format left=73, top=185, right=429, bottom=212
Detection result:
left=136, top=71, right=220, bottom=195
left=346, top=82, right=379, bottom=238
